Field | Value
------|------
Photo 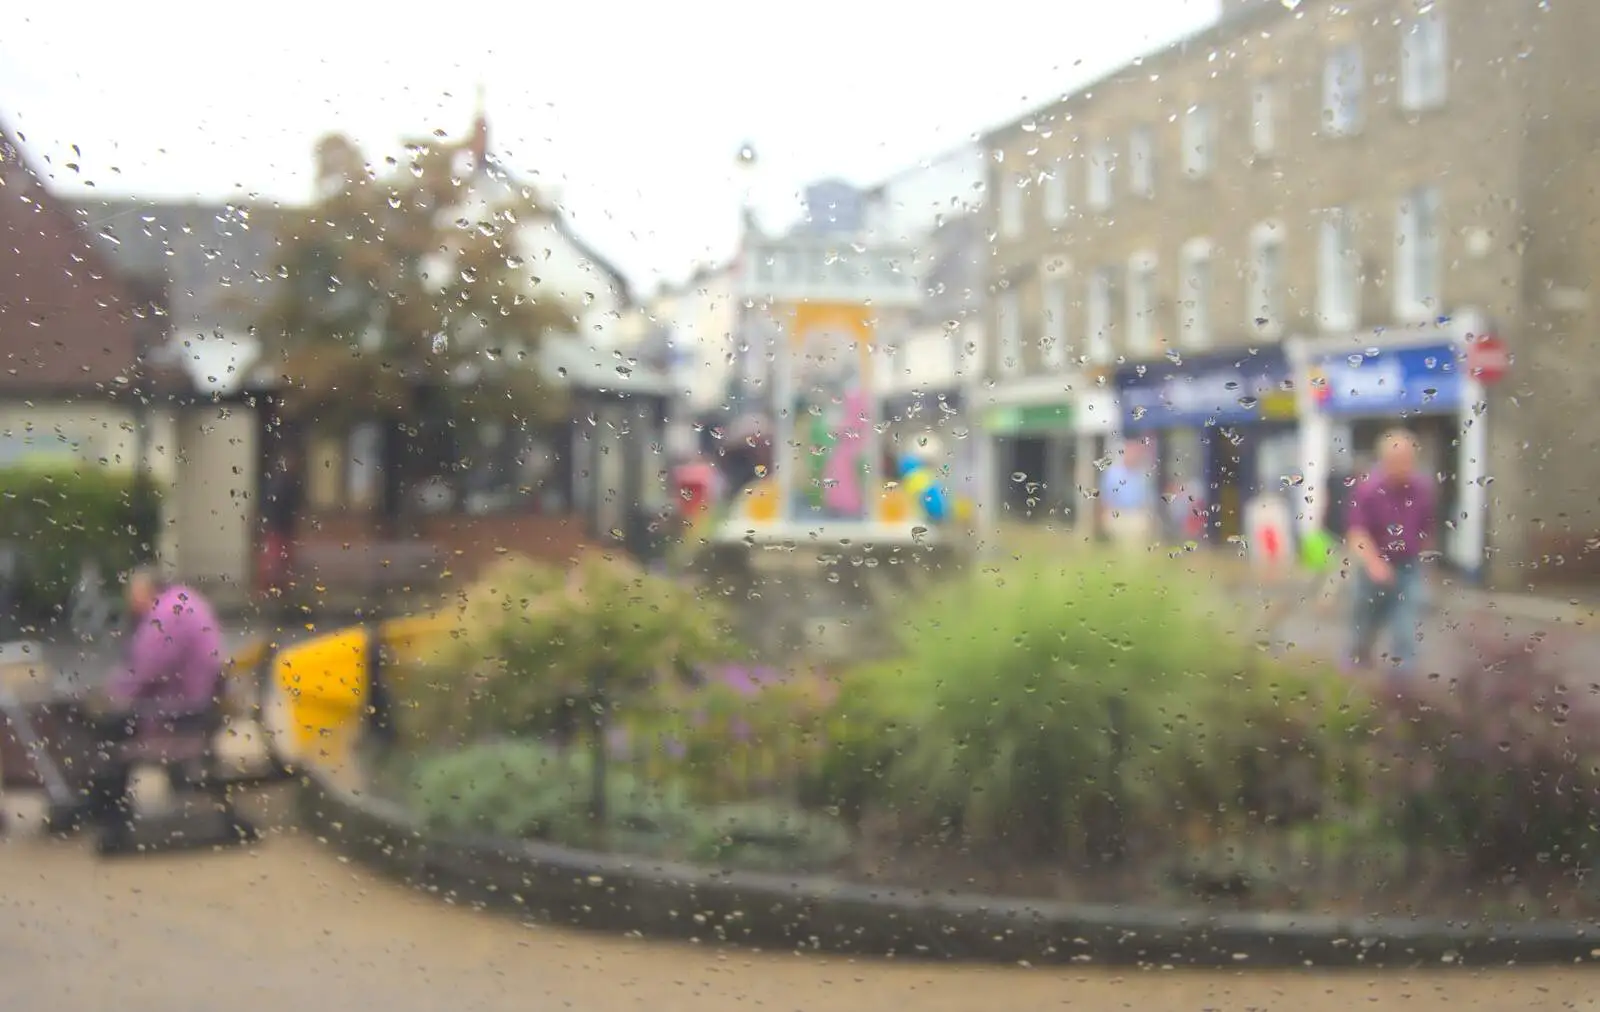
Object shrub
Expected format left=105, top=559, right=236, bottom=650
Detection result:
left=797, top=663, right=908, bottom=823
left=1373, top=623, right=1600, bottom=874
left=621, top=664, right=838, bottom=804
left=407, top=739, right=694, bottom=853
left=685, top=800, right=853, bottom=872
left=0, top=463, right=156, bottom=628
left=860, top=552, right=1362, bottom=860
left=391, top=552, right=734, bottom=747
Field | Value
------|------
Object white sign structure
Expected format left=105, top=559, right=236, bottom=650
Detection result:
left=739, top=238, right=923, bottom=306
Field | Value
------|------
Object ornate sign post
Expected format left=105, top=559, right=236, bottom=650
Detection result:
left=725, top=236, right=923, bottom=542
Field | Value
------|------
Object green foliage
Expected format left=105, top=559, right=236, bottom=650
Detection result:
left=685, top=800, right=853, bottom=872
left=393, top=552, right=735, bottom=748
left=0, top=463, right=155, bottom=626
left=408, top=739, right=693, bottom=853
left=248, top=129, right=574, bottom=428
left=407, top=740, right=849, bottom=871
left=796, top=664, right=907, bottom=823
left=623, top=666, right=837, bottom=804
left=853, top=554, right=1370, bottom=857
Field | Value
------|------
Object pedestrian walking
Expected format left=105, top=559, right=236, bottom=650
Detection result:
left=1098, top=442, right=1157, bottom=549
left=1343, top=429, right=1437, bottom=677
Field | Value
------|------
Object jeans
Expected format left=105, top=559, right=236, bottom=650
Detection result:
left=1349, top=559, right=1425, bottom=671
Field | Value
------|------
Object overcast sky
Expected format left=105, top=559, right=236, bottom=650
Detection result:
left=0, top=0, right=1218, bottom=292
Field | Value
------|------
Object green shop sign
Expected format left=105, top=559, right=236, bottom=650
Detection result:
left=983, top=403, right=1074, bottom=435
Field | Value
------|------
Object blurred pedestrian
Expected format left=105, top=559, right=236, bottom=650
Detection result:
left=84, top=567, right=253, bottom=855
left=259, top=446, right=302, bottom=611
left=1098, top=443, right=1156, bottom=548
left=1344, top=430, right=1437, bottom=677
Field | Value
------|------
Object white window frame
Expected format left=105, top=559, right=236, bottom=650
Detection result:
left=1395, top=186, right=1442, bottom=322
left=1248, top=220, right=1286, bottom=338
left=1178, top=237, right=1213, bottom=349
left=1250, top=78, right=1277, bottom=157
left=1317, top=207, right=1360, bottom=332
left=1040, top=258, right=1071, bottom=371
left=1087, top=141, right=1114, bottom=211
left=1126, top=252, right=1160, bottom=356
left=1087, top=266, right=1118, bottom=364
left=1042, top=159, right=1068, bottom=223
left=998, top=172, right=1025, bottom=238
left=1323, top=43, right=1365, bottom=137
left=1401, top=7, right=1449, bottom=111
left=1128, top=125, right=1155, bottom=198
left=1181, top=104, right=1214, bottom=178
left=996, top=289, right=1023, bottom=378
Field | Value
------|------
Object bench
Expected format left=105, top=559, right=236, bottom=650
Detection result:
left=288, top=540, right=443, bottom=608
left=85, top=707, right=259, bottom=854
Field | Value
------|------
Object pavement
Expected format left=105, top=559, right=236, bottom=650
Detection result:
left=0, top=790, right=1595, bottom=1011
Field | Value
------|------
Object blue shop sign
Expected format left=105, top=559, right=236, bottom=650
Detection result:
left=1115, top=348, right=1296, bottom=433
left=1308, top=342, right=1462, bottom=417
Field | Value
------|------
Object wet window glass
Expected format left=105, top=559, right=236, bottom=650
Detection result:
left=2, top=1, right=1597, bottom=1009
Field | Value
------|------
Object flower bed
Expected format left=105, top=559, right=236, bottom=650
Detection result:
left=374, top=550, right=1600, bottom=921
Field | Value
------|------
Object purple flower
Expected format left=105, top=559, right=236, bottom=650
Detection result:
left=662, top=735, right=686, bottom=760
left=606, top=727, right=632, bottom=760
left=712, top=664, right=783, bottom=697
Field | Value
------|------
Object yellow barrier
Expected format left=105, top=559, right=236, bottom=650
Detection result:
left=271, top=626, right=371, bottom=768
left=266, top=610, right=462, bottom=771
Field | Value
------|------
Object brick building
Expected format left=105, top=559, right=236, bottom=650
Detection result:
left=980, top=0, right=1600, bottom=586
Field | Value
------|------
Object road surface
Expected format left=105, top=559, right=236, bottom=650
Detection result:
left=0, top=789, right=1595, bottom=1012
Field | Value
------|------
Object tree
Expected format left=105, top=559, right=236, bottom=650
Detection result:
left=250, top=128, right=575, bottom=432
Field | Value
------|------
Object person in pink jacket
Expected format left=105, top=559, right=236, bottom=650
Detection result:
left=85, top=567, right=235, bottom=854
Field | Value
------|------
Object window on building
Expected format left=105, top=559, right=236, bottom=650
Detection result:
left=1087, top=266, right=1119, bottom=363
left=1317, top=207, right=1360, bottom=331
left=345, top=422, right=384, bottom=509
left=1041, top=270, right=1071, bottom=370
left=1395, top=186, right=1442, bottom=320
left=998, top=172, right=1025, bottom=237
left=1126, top=253, right=1160, bottom=356
left=1042, top=159, right=1068, bottom=222
left=997, top=289, right=1022, bottom=377
left=1250, top=78, right=1277, bottom=156
left=1323, top=43, right=1364, bottom=136
left=459, top=422, right=570, bottom=515
left=1087, top=141, right=1114, bottom=211
left=1178, top=238, right=1213, bottom=348
left=1181, top=104, right=1214, bottom=178
left=1401, top=7, right=1449, bottom=110
left=1128, top=125, right=1155, bottom=198
left=1248, top=222, right=1285, bottom=337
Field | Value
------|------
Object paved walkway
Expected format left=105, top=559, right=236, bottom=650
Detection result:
left=0, top=794, right=1594, bottom=1011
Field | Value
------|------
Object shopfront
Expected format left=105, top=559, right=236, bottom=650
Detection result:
left=983, top=401, right=1075, bottom=523
left=1114, top=347, right=1298, bottom=543
left=1295, top=337, right=1475, bottom=572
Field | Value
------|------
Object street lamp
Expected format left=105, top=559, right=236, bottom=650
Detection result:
left=732, top=141, right=759, bottom=408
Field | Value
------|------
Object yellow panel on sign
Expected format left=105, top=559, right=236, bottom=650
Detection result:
left=876, top=484, right=913, bottom=524
left=743, top=479, right=780, bottom=522
left=788, top=302, right=876, bottom=372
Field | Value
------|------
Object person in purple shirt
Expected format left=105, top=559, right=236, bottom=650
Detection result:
left=1343, top=428, right=1438, bottom=676
left=84, top=566, right=233, bottom=853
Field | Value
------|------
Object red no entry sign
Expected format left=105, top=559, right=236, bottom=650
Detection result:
left=1465, top=333, right=1511, bottom=386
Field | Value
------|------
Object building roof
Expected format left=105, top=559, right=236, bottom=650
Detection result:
left=0, top=118, right=165, bottom=397
left=69, top=196, right=281, bottom=339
